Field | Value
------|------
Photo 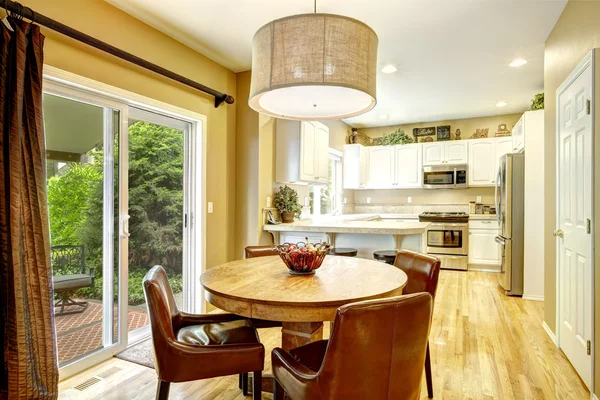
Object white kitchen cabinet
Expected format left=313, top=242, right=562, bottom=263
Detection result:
left=422, top=142, right=444, bottom=165
left=468, top=139, right=495, bottom=186
left=423, top=141, right=468, bottom=165
left=315, top=123, right=330, bottom=184
left=512, top=115, right=524, bottom=152
left=468, top=137, right=514, bottom=187
left=276, top=120, right=329, bottom=184
left=494, top=137, right=513, bottom=178
left=394, top=143, right=422, bottom=188
left=468, top=220, right=501, bottom=269
left=343, top=144, right=369, bottom=189
left=368, top=146, right=395, bottom=188
left=445, top=142, right=468, bottom=164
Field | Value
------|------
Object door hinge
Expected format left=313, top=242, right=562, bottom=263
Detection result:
left=587, top=340, right=591, bottom=355
left=587, top=218, right=591, bottom=234
left=586, top=99, right=591, bottom=115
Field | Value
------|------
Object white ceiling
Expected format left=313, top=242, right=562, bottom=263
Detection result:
left=105, top=0, right=566, bottom=127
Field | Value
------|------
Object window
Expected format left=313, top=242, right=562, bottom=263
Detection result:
left=310, top=149, right=343, bottom=216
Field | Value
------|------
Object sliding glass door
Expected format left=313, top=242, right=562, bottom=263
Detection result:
left=43, top=85, right=128, bottom=377
left=126, top=108, right=194, bottom=343
left=43, top=79, right=203, bottom=377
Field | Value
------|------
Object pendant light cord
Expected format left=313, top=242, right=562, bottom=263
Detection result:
left=314, top=0, right=316, bottom=13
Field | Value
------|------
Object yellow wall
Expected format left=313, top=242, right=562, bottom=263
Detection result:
left=233, top=73, right=352, bottom=256
left=27, top=0, right=237, bottom=269
left=543, top=0, right=600, bottom=394
left=360, top=113, right=523, bottom=141
left=235, top=71, right=259, bottom=259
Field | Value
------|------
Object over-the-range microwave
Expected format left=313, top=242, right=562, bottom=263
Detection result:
left=422, top=164, right=468, bottom=189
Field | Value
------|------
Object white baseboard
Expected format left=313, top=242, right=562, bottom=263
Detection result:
left=542, top=321, right=557, bottom=346
left=522, top=294, right=544, bottom=302
left=467, top=265, right=500, bottom=273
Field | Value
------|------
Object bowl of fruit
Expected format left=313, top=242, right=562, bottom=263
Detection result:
left=274, top=238, right=330, bottom=275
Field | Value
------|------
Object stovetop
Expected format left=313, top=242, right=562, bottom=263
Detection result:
left=418, top=212, right=469, bottom=223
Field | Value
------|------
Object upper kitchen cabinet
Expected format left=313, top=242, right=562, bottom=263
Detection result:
left=276, top=120, right=330, bottom=184
left=512, top=115, right=524, bottom=152
left=343, top=144, right=369, bottom=189
left=368, top=146, right=395, bottom=188
left=394, top=143, right=422, bottom=188
left=512, top=110, right=543, bottom=153
left=422, top=141, right=468, bottom=165
left=468, top=137, right=514, bottom=187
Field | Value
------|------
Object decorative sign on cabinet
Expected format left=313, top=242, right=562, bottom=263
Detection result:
left=422, top=141, right=468, bottom=165
left=276, top=120, right=330, bottom=184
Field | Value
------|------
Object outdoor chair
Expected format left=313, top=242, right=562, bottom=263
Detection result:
left=51, top=245, right=95, bottom=316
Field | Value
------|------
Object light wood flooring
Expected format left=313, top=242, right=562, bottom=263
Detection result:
left=58, top=271, right=589, bottom=399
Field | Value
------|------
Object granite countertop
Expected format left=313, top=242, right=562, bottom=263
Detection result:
left=264, top=214, right=429, bottom=235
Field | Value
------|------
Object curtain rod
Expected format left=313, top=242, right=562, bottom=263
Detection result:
left=1, top=0, right=235, bottom=108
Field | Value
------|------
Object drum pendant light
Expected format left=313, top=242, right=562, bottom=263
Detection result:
left=249, top=1, right=378, bottom=120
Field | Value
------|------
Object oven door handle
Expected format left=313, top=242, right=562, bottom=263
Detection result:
left=429, top=223, right=468, bottom=227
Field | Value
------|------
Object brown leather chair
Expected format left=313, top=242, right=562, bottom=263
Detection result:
left=272, top=293, right=433, bottom=400
left=394, top=250, right=441, bottom=399
left=245, top=245, right=278, bottom=258
left=143, top=266, right=264, bottom=400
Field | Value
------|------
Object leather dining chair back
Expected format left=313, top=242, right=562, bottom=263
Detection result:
left=393, top=250, right=441, bottom=298
left=393, top=250, right=441, bottom=398
left=143, top=266, right=264, bottom=400
left=272, top=293, right=433, bottom=400
left=245, top=245, right=278, bottom=258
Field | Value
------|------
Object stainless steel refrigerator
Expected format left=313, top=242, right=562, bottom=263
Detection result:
left=495, top=153, right=524, bottom=296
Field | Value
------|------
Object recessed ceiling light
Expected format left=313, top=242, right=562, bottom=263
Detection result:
left=379, top=114, right=388, bottom=119
left=509, top=59, right=527, bottom=67
left=381, top=65, right=397, bottom=74
left=496, top=101, right=508, bottom=107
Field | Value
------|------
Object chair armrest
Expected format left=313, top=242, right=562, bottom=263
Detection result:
left=85, top=265, right=95, bottom=278
left=272, top=347, right=322, bottom=400
left=158, top=339, right=265, bottom=382
left=178, top=312, right=248, bottom=328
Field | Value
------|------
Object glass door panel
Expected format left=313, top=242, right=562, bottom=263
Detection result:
left=44, top=92, right=121, bottom=367
left=126, top=108, right=192, bottom=341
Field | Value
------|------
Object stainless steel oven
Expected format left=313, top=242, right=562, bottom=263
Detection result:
left=423, top=165, right=468, bottom=189
left=426, top=223, right=468, bottom=256
left=419, top=212, right=469, bottom=270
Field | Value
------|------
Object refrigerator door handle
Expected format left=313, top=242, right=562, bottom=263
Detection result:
left=495, top=166, right=502, bottom=225
left=495, top=235, right=506, bottom=245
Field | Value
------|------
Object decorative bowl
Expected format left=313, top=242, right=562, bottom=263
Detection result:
left=274, top=238, right=330, bottom=275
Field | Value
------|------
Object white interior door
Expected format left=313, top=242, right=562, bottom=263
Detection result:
left=557, top=53, right=594, bottom=389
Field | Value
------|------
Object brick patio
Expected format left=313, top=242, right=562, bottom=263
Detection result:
left=55, top=300, right=150, bottom=366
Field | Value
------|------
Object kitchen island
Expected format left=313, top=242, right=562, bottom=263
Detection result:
left=263, top=214, right=430, bottom=258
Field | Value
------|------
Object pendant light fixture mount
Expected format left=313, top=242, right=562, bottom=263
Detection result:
left=249, top=2, right=378, bottom=120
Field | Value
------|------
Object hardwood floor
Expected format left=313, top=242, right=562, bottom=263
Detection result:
left=58, top=271, right=589, bottom=399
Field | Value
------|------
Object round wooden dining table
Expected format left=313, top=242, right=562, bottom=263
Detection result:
left=201, top=255, right=408, bottom=351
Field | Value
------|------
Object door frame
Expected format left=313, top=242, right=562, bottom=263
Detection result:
left=43, top=66, right=208, bottom=380
left=555, top=49, right=595, bottom=394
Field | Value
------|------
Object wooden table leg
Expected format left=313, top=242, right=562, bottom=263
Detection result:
left=282, top=322, right=324, bottom=350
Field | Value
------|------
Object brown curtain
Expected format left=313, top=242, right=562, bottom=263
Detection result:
left=0, top=17, right=59, bottom=399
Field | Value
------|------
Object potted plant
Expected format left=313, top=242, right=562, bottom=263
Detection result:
left=529, top=93, right=544, bottom=110
left=273, top=185, right=303, bottom=223
left=379, top=128, right=414, bottom=145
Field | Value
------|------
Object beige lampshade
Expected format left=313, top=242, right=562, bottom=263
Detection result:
left=249, top=13, right=378, bottom=120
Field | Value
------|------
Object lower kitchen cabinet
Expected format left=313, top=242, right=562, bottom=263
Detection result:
left=468, top=220, right=501, bottom=269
